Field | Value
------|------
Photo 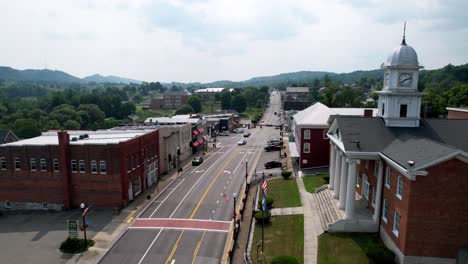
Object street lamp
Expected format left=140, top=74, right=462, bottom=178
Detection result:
left=245, top=160, right=248, bottom=188
left=233, top=193, right=237, bottom=220
left=80, top=203, right=88, bottom=244
left=177, top=147, right=181, bottom=172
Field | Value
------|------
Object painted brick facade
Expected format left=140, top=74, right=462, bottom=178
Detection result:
left=296, top=127, right=329, bottom=169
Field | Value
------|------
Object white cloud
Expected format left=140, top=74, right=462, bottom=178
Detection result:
left=0, top=0, right=467, bottom=83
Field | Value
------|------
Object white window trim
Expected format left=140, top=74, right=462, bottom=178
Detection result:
left=382, top=199, right=388, bottom=223
left=322, top=130, right=329, bottom=139
left=385, top=167, right=391, bottom=189
left=30, top=158, right=36, bottom=171
left=40, top=159, right=47, bottom=171
left=53, top=159, right=59, bottom=172
left=371, top=186, right=376, bottom=208
left=0, top=157, right=6, bottom=170
left=79, top=160, right=86, bottom=173
left=303, top=143, right=310, bottom=153
left=71, top=160, right=77, bottom=173
left=396, top=175, right=403, bottom=200
left=365, top=160, right=369, bottom=169
left=14, top=158, right=20, bottom=171
left=374, top=161, right=379, bottom=177
left=91, top=160, right=97, bottom=174
left=304, top=129, right=310, bottom=140
left=393, top=210, right=400, bottom=237
left=100, top=161, right=107, bottom=174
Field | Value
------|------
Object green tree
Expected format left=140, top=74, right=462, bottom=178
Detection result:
left=13, top=118, right=41, bottom=139
left=221, top=90, right=232, bottom=109
left=77, top=104, right=105, bottom=129
left=64, top=120, right=81, bottom=130
left=231, top=94, right=247, bottom=113
left=175, top=104, right=194, bottom=115
left=132, top=94, right=144, bottom=104
left=187, top=95, right=202, bottom=113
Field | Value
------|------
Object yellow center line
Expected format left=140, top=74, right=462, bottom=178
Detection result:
left=165, top=230, right=185, bottom=264
left=192, top=231, right=206, bottom=263
left=165, top=149, right=240, bottom=263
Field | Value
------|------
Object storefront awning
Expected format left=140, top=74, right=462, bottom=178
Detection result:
left=197, top=138, right=204, bottom=144
left=197, top=127, right=204, bottom=133
left=288, top=142, right=300, bottom=158
left=192, top=141, right=200, bottom=147
left=192, top=130, right=199, bottom=135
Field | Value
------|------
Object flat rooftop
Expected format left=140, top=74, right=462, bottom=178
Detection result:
left=2, top=130, right=157, bottom=146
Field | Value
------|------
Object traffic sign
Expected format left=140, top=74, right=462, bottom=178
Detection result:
left=67, top=220, right=78, bottom=238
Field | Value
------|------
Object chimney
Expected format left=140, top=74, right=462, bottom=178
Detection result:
left=58, top=131, right=72, bottom=209
left=364, top=109, right=373, bottom=117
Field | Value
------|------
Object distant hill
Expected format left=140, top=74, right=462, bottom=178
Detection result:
left=0, top=66, right=142, bottom=84
left=0, top=66, right=81, bottom=83
left=82, top=74, right=142, bottom=84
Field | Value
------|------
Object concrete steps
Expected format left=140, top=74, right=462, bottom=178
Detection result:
left=312, top=187, right=344, bottom=231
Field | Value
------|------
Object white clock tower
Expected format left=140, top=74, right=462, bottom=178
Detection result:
left=377, top=28, right=424, bottom=127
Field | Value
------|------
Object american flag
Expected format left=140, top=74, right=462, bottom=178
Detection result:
left=261, top=173, right=268, bottom=212
left=261, top=174, right=268, bottom=195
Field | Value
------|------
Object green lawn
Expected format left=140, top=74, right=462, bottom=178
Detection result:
left=251, top=215, right=304, bottom=264
left=268, top=177, right=301, bottom=208
left=302, top=174, right=329, bottom=193
left=318, top=233, right=393, bottom=264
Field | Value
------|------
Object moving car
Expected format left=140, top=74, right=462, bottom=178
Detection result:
left=243, top=132, right=251, bottom=138
left=192, top=156, right=204, bottom=166
left=264, top=161, right=282, bottom=169
left=219, top=131, right=229, bottom=136
left=264, top=144, right=282, bottom=152
left=238, top=139, right=247, bottom=145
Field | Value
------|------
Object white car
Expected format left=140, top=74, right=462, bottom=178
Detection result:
left=238, top=139, right=247, bottom=145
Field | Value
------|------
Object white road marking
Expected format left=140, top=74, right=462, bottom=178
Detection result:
left=137, top=229, right=163, bottom=264
left=195, top=170, right=205, bottom=173
left=149, top=179, right=186, bottom=218
left=171, top=260, right=175, bottom=264
left=216, top=200, right=219, bottom=204
left=223, top=170, right=231, bottom=174
left=212, top=210, right=215, bottom=214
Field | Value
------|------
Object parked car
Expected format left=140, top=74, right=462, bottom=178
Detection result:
left=238, top=139, right=247, bottom=145
left=243, top=132, right=251, bottom=138
left=264, top=144, right=282, bottom=152
left=219, top=131, right=229, bottom=136
left=192, top=156, right=204, bottom=166
left=268, top=138, right=283, bottom=145
left=264, top=161, right=282, bottom=169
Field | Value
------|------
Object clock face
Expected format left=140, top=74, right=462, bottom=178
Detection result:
left=384, top=72, right=390, bottom=86
left=399, top=73, right=412, bottom=87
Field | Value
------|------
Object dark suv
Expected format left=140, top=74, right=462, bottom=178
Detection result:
left=264, top=161, right=282, bottom=169
left=264, top=144, right=282, bottom=152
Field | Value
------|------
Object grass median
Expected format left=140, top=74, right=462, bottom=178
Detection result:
left=251, top=215, right=304, bottom=264
left=267, top=177, right=301, bottom=208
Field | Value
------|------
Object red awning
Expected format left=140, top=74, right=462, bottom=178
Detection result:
left=197, top=138, right=204, bottom=144
left=197, top=128, right=204, bottom=133
left=192, top=130, right=199, bottom=135
left=192, top=141, right=200, bottom=147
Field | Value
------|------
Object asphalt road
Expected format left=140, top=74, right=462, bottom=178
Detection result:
left=100, top=92, right=282, bottom=264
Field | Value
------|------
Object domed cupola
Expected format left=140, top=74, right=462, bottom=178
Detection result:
left=377, top=23, right=424, bottom=128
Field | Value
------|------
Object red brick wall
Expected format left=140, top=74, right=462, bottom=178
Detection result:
left=299, top=127, right=329, bottom=169
left=447, top=110, right=468, bottom=119
left=356, top=160, right=379, bottom=214
left=404, top=158, right=468, bottom=258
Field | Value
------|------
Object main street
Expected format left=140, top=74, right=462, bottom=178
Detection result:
left=100, top=91, right=282, bottom=264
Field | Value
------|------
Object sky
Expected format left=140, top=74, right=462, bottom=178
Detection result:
left=1, top=0, right=468, bottom=83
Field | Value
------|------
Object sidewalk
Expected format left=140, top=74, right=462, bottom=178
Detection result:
left=65, top=154, right=197, bottom=264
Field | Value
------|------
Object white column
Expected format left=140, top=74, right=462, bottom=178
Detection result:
left=345, top=159, right=359, bottom=219
left=333, top=152, right=342, bottom=199
left=328, top=145, right=336, bottom=190
left=338, top=156, right=348, bottom=210
left=373, top=160, right=384, bottom=221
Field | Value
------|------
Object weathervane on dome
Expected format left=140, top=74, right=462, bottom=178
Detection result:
left=402, top=21, right=407, bottom=45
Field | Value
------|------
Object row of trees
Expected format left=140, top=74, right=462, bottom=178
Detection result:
left=221, top=87, right=269, bottom=113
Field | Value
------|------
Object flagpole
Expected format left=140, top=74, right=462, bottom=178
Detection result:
left=261, top=172, right=265, bottom=253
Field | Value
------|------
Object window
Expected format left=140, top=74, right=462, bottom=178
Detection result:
left=382, top=199, right=389, bottom=223
left=371, top=187, right=376, bottom=207
left=304, top=129, right=310, bottom=140
left=302, top=159, right=308, bottom=164
left=80, top=160, right=86, bottom=173
left=385, top=167, right=391, bottom=189
left=0, top=157, right=6, bottom=170
left=71, top=160, right=77, bottom=173
left=382, top=103, right=385, bottom=116
left=363, top=178, right=370, bottom=200
left=40, top=159, right=47, bottom=171
left=356, top=175, right=361, bottom=188
left=396, top=176, right=403, bottom=200
left=374, top=161, right=379, bottom=177
left=53, top=159, right=59, bottom=172
left=41, top=202, right=48, bottom=210
left=303, top=143, right=310, bottom=153
left=30, top=158, right=36, bottom=171
left=400, top=104, right=408, bottom=118
left=365, top=160, right=369, bottom=169
left=323, top=130, right=329, bottom=139
left=5, top=201, right=12, bottom=209
left=393, top=211, right=401, bottom=237
left=91, top=160, right=97, bottom=174
left=14, top=158, right=20, bottom=170
left=100, top=161, right=106, bottom=174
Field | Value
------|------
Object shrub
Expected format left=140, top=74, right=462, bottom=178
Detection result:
left=281, top=170, right=292, bottom=179
left=258, top=196, right=274, bottom=210
left=59, top=238, right=95, bottom=254
left=366, top=246, right=395, bottom=264
left=271, top=256, right=299, bottom=264
left=323, top=176, right=330, bottom=184
left=254, top=211, right=271, bottom=224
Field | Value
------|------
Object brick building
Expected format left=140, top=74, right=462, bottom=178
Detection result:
left=319, top=36, right=468, bottom=263
left=0, top=130, right=159, bottom=211
left=290, top=102, right=376, bottom=169
left=149, top=90, right=190, bottom=109
left=446, top=107, right=468, bottom=119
